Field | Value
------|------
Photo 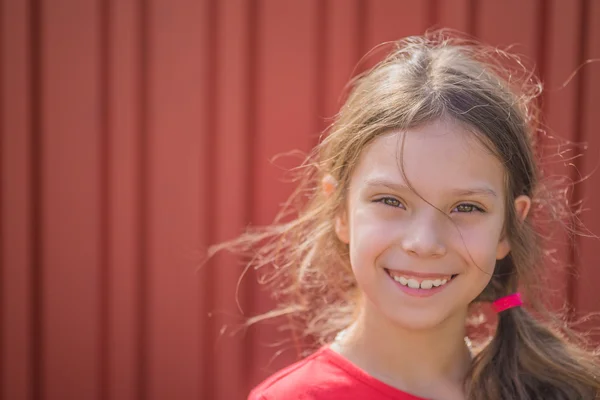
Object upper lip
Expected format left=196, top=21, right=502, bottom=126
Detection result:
left=385, top=268, right=456, bottom=279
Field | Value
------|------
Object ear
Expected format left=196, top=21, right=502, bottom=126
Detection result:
left=322, top=174, right=338, bottom=196
left=496, top=195, right=531, bottom=259
left=335, top=210, right=350, bottom=244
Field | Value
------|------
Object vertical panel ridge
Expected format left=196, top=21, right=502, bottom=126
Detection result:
left=202, top=0, right=218, bottom=396
left=539, top=0, right=582, bottom=312
left=314, top=0, right=327, bottom=144
left=138, top=0, right=149, bottom=399
left=99, top=0, right=111, bottom=398
left=356, top=0, right=367, bottom=60
left=568, top=0, right=590, bottom=317
left=467, top=0, right=476, bottom=36
left=246, top=0, right=259, bottom=390
left=428, top=0, right=438, bottom=30
left=536, top=0, right=548, bottom=83
left=0, top=2, right=4, bottom=398
left=29, top=0, right=42, bottom=398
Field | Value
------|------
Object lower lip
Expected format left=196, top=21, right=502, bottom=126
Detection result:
left=386, top=270, right=456, bottom=298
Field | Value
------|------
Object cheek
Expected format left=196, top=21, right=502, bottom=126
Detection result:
left=452, top=217, right=505, bottom=278
left=348, top=208, right=398, bottom=268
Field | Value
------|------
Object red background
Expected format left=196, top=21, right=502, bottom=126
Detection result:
left=1, top=1, right=599, bottom=399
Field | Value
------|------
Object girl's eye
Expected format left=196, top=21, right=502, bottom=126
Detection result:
left=376, top=197, right=405, bottom=209
left=453, top=203, right=485, bottom=213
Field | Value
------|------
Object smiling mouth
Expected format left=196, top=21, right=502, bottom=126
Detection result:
left=385, top=268, right=458, bottom=290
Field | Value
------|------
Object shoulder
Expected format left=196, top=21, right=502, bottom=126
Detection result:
left=247, top=347, right=362, bottom=400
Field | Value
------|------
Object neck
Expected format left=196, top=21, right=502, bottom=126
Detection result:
left=332, top=298, right=472, bottom=396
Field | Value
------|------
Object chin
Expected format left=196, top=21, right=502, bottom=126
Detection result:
left=378, top=302, right=463, bottom=332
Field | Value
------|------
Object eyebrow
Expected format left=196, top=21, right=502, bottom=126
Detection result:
left=362, top=178, right=498, bottom=198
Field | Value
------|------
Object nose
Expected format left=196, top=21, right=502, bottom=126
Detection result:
left=400, top=212, right=447, bottom=258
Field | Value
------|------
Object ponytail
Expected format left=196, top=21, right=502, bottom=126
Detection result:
left=467, top=306, right=600, bottom=399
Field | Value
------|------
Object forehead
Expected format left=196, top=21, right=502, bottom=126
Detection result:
left=351, top=119, right=505, bottom=196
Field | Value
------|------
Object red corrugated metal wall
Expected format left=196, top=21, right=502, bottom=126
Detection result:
left=1, top=1, right=599, bottom=399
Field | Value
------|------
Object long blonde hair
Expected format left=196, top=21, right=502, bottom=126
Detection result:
left=210, top=31, right=600, bottom=399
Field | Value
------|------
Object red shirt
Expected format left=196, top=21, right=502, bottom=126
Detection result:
left=248, top=346, right=428, bottom=400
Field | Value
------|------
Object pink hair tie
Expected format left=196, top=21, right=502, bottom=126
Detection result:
left=492, top=293, right=523, bottom=313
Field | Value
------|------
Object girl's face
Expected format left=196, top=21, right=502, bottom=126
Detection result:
left=335, top=119, right=530, bottom=331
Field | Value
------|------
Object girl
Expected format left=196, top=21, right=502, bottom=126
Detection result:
left=212, top=32, right=600, bottom=399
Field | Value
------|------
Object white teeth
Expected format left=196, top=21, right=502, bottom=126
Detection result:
left=407, top=279, right=420, bottom=289
left=391, top=273, right=453, bottom=290
left=420, top=280, right=434, bottom=289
